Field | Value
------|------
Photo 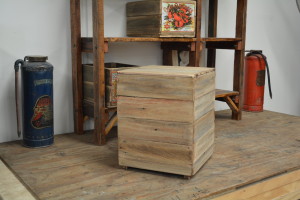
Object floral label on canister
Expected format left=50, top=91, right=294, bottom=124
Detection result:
left=31, top=95, right=53, bottom=129
left=162, top=2, right=196, bottom=33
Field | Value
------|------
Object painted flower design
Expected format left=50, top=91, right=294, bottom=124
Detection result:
left=164, top=3, right=193, bottom=30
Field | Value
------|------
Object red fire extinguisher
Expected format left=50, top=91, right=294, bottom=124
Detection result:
left=243, top=50, right=272, bottom=112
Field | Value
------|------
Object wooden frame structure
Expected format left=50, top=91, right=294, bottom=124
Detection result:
left=70, top=0, right=248, bottom=145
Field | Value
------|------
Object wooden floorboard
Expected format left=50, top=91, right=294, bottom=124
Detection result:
left=0, top=110, right=300, bottom=200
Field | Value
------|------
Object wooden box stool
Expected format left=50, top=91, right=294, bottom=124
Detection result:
left=117, top=66, right=215, bottom=177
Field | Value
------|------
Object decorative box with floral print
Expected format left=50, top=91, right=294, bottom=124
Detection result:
left=127, top=0, right=196, bottom=37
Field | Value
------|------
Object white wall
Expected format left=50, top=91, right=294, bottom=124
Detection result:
left=0, top=0, right=300, bottom=143
left=0, top=0, right=73, bottom=143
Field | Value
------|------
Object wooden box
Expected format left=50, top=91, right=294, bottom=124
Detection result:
left=117, top=66, right=215, bottom=177
left=83, top=63, right=138, bottom=109
left=127, top=0, right=196, bottom=37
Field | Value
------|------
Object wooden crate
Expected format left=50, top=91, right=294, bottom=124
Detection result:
left=117, top=66, right=215, bottom=177
left=82, top=63, right=138, bottom=108
left=127, top=0, right=196, bottom=37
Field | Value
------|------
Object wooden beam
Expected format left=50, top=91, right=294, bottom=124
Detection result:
left=82, top=38, right=108, bottom=53
left=232, top=0, right=247, bottom=120
left=70, top=0, right=84, bottom=135
left=224, top=96, right=239, bottom=113
left=213, top=170, right=300, bottom=200
left=206, top=41, right=242, bottom=50
left=207, top=0, right=218, bottom=68
left=93, top=0, right=108, bottom=145
left=189, top=0, right=203, bottom=67
left=161, top=42, right=196, bottom=51
left=104, top=112, right=118, bottom=135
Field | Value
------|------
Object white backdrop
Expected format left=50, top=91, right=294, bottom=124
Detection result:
left=0, top=0, right=300, bottom=143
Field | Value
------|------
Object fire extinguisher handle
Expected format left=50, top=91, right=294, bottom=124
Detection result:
left=14, top=59, right=24, bottom=72
left=14, top=59, right=24, bottom=138
left=246, top=51, right=273, bottom=99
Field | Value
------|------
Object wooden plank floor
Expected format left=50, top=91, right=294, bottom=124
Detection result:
left=0, top=110, right=300, bottom=200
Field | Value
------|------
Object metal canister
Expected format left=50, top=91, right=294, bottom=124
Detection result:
left=14, top=56, right=54, bottom=147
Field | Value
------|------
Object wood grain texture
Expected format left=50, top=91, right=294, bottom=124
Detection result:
left=118, top=92, right=213, bottom=124
left=119, top=138, right=194, bottom=176
left=215, top=89, right=239, bottom=98
left=118, top=96, right=194, bottom=122
left=118, top=66, right=215, bottom=101
left=193, top=128, right=214, bottom=162
left=118, top=65, right=214, bottom=176
left=232, top=0, right=247, bottom=120
left=92, top=0, right=107, bottom=145
left=118, top=109, right=214, bottom=146
left=81, top=37, right=241, bottom=44
left=118, top=117, right=194, bottom=145
left=194, top=91, right=215, bottom=120
left=127, top=1, right=161, bottom=17
left=213, top=169, right=300, bottom=200
left=127, top=15, right=161, bottom=37
left=70, top=0, right=83, bottom=135
left=0, top=111, right=300, bottom=199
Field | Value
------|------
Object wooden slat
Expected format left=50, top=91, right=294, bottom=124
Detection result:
left=0, top=159, right=37, bottom=200
left=206, top=41, right=242, bottom=50
left=119, top=138, right=194, bottom=176
left=104, top=112, right=118, bottom=135
left=118, top=96, right=194, bottom=123
left=92, top=0, right=107, bottom=145
left=118, top=117, right=195, bottom=145
left=213, top=170, right=300, bottom=200
left=117, top=66, right=215, bottom=101
left=203, top=37, right=242, bottom=42
left=215, top=89, right=239, bottom=98
left=70, top=0, right=83, bottom=135
left=224, top=96, right=239, bottom=113
left=118, top=110, right=214, bottom=146
left=80, top=37, right=242, bottom=47
left=105, top=37, right=197, bottom=42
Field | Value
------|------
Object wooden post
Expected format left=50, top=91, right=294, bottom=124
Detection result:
left=207, top=0, right=218, bottom=68
left=162, top=48, right=174, bottom=66
left=93, top=0, right=108, bottom=145
left=189, top=0, right=202, bottom=67
left=70, top=0, right=84, bottom=135
left=233, top=0, right=247, bottom=120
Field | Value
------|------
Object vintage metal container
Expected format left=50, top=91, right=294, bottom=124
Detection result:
left=14, top=56, right=54, bottom=148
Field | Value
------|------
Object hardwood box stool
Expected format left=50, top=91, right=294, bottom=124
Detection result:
left=117, top=66, right=215, bottom=177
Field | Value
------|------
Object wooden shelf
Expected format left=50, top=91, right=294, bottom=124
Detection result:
left=203, top=38, right=242, bottom=42
left=81, top=37, right=243, bottom=52
left=105, top=37, right=198, bottom=42
left=71, top=0, right=248, bottom=145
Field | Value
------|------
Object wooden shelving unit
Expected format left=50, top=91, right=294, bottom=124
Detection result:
left=70, top=0, right=248, bottom=145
